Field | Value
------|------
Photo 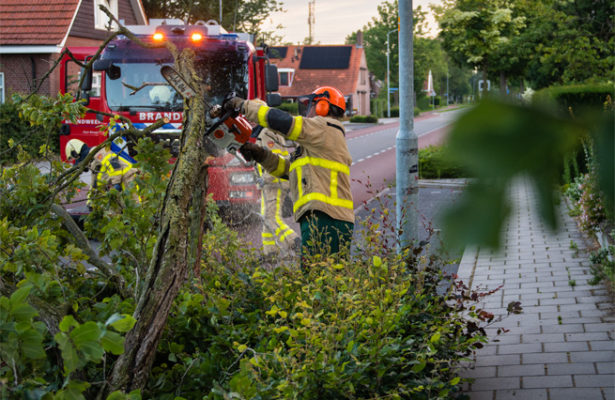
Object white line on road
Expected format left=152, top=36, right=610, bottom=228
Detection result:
left=352, top=145, right=395, bottom=166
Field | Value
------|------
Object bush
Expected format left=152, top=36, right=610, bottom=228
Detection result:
left=419, top=145, right=467, bottom=179
left=0, top=101, right=47, bottom=164
left=385, top=107, right=420, bottom=117
left=349, top=114, right=378, bottom=123
left=276, top=102, right=298, bottom=115
left=417, top=97, right=432, bottom=110
left=147, top=205, right=500, bottom=399
left=533, top=83, right=615, bottom=113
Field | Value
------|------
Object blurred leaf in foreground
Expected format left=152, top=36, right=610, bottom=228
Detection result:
left=442, top=99, right=587, bottom=249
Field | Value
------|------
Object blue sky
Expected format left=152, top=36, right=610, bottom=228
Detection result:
left=261, top=0, right=442, bottom=45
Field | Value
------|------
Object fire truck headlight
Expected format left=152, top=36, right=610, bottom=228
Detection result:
left=230, top=172, right=255, bottom=185
left=229, top=190, right=255, bottom=199
left=191, top=32, right=203, bottom=42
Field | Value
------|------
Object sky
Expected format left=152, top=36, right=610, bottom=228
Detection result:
left=261, top=0, right=443, bottom=45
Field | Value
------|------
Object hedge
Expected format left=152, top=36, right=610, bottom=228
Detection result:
left=0, top=102, right=48, bottom=164
left=276, top=102, right=299, bottom=115
left=349, top=114, right=378, bottom=123
left=533, top=83, right=615, bottom=113
left=419, top=145, right=467, bottom=179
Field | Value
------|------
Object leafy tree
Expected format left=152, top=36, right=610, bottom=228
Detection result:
left=346, top=1, right=470, bottom=105
left=512, top=0, right=614, bottom=89
left=433, top=0, right=526, bottom=95
left=142, top=0, right=283, bottom=36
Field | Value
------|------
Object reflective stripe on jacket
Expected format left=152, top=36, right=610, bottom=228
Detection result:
left=256, top=128, right=292, bottom=184
left=89, top=148, right=136, bottom=190
left=243, top=100, right=354, bottom=224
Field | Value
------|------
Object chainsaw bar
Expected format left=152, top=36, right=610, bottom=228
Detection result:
left=160, top=66, right=198, bottom=100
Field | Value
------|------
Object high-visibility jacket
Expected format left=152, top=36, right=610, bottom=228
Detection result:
left=89, top=147, right=136, bottom=191
left=256, top=128, right=298, bottom=255
left=242, top=100, right=354, bottom=224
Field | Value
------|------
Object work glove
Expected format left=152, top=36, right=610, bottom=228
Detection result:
left=240, top=142, right=266, bottom=163
left=222, top=92, right=244, bottom=117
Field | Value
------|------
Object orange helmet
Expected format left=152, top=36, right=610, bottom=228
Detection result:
left=298, top=86, right=346, bottom=117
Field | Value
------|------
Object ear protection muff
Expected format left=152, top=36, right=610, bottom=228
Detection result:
left=314, top=99, right=329, bottom=116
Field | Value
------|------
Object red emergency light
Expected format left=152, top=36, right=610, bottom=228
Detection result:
left=153, top=32, right=165, bottom=41
left=191, top=32, right=203, bottom=42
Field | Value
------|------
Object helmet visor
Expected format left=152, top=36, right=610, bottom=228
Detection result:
left=297, top=91, right=330, bottom=117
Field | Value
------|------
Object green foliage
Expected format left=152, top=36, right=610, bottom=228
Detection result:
left=533, top=83, right=615, bottom=114
left=0, top=101, right=47, bottom=164
left=419, top=145, right=467, bottom=179
left=588, top=232, right=614, bottom=287
left=146, top=213, right=495, bottom=399
left=13, top=92, right=86, bottom=157
left=443, top=99, right=584, bottom=249
left=275, top=102, right=298, bottom=115
left=0, top=136, right=172, bottom=399
left=349, top=115, right=378, bottom=123
left=141, top=0, right=283, bottom=36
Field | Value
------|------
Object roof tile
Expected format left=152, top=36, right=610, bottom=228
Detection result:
left=0, top=0, right=80, bottom=45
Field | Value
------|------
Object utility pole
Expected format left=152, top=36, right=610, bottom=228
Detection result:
left=396, top=0, right=417, bottom=251
left=308, top=0, right=316, bottom=44
left=219, top=0, right=222, bottom=24
left=386, top=29, right=396, bottom=118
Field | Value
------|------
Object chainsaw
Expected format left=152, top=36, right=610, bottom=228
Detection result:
left=160, top=65, right=256, bottom=158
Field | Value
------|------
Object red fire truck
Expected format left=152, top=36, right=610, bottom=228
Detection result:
left=59, top=19, right=280, bottom=221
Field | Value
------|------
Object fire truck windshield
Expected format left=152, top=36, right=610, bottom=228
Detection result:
left=105, top=49, right=249, bottom=112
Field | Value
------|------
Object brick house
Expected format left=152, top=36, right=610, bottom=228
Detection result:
left=267, top=39, right=372, bottom=116
left=0, top=0, right=147, bottom=103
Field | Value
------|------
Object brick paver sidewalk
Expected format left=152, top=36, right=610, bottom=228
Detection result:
left=457, top=179, right=614, bottom=400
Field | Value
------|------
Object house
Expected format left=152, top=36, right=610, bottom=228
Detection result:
left=0, top=0, right=147, bottom=103
left=267, top=35, right=372, bottom=116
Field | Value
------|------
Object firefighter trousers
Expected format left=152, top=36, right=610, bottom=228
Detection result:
left=261, top=183, right=299, bottom=256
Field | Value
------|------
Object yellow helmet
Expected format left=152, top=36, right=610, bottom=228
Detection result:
left=65, top=139, right=87, bottom=161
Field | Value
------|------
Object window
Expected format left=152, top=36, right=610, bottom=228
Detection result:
left=360, top=68, right=366, bottom=85
left=279, top=72, right=289, bottom=86
left=65, top=61, right=101, bottom=97
left=94, top=0, right=118, bottom=30
left=278, top=68, right=294, bottom=87
left=0, top=73, right=4, bottom=104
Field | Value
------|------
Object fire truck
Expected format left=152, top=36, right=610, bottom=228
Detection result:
left=59, top=19, right=281, bottom=222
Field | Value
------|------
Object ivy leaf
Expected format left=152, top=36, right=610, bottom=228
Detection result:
left=55, top=332, right=81, bottom=375
left=109, top=314, right=137, bottom=333
left=101, top=330, right=125, bottom=355
left=70, top=321, right=103, bottom=361
left=19, top=328, right=46, bottom=359
left=9, top=285, right=32, bottom=306
left=59, top=315, right=79, bottom=333
left=11, top=303, right=38, bottom=323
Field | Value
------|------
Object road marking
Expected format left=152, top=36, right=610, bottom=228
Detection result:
left=352, top=145, right=395, bottom=166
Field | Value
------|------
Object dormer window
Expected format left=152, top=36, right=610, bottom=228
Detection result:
left=278, top=68, right=295, bottom=87
left=94, top=0, right=118, bottom=30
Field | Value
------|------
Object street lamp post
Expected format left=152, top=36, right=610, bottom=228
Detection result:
left=396, top=0, right=417, bottom=251
left=386, top=29, right=397, bottom=118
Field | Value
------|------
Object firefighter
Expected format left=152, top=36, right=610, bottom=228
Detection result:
left=254, top=126, right=300, bottom=258
left=65, top=139, right=137, bottom=195
left=224, top=86, right=354, bottom=263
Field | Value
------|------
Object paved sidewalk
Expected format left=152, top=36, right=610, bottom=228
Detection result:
left=457, top=179, right=614, bottom=400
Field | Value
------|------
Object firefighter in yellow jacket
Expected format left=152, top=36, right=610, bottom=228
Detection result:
left=255, top=127, right=300, bottom=258
left=224, top=86, right=354, bottom=261
left=65, top=139, right=137, bottom=195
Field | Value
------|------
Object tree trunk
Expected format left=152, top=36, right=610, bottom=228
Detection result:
left=499, top=72, right=507, bottom=96
left=107, top=54, right=211, bottom=394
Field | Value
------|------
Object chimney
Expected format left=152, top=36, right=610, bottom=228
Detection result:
left=356, top=30, right=363, bottom=48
